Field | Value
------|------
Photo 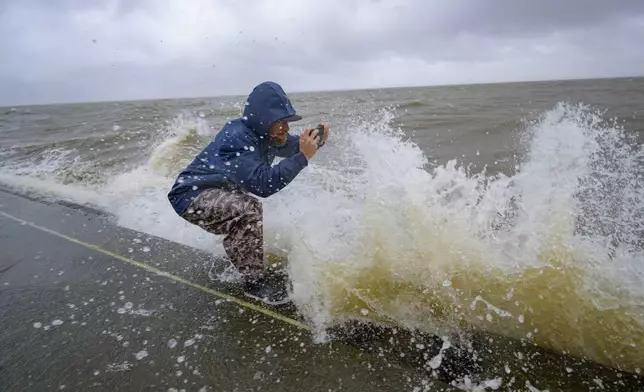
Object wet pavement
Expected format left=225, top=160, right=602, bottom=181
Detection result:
left=1, top=189, right=643, bottom=392
left=0, top=189, right=452, bottom=392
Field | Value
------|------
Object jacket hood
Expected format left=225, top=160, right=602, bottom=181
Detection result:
left=242, top=81, right=299, bottom=137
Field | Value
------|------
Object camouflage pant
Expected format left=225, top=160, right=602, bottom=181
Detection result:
left=182, top=188, right=264, bottom=282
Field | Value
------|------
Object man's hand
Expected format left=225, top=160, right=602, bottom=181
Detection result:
left=299, top=128, right=320, bottom=160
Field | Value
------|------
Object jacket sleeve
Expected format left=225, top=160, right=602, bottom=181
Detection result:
left=273, top=134, right=300, bottom=158
left=221, top=141, right=308, bottom=198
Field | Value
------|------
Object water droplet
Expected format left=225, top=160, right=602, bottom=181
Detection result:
left=134, top=350, right=148, bottom=360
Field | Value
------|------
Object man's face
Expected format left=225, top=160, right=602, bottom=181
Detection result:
left=269, top=120, right=289, bottom=146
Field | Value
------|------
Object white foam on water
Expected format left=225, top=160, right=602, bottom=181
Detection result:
left=98, top=114, right=227, bottom=255
left=0, top=171, right=104, bottom=206
left=261, top=103, right=644, bottom=372
left=134, top=350, right=148, bottom=360
left=1, top=103, right=643, bottom=374
left=455, top=376, right=503, bottom=391
left=106, top=361, right=133, bottom=372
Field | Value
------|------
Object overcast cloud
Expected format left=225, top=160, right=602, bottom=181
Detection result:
left=1, top=0, right=644, bottom=105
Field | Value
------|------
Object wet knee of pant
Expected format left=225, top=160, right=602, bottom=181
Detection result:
left=246, top=197, right=263, bottom=218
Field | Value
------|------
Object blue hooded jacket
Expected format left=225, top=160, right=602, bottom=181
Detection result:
left=167, top=81, right=309, bottom=216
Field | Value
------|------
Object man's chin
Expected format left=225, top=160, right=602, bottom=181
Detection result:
left=271, top=138, right=287, bottom=147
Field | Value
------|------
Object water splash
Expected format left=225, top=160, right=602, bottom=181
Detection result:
left=1, top=103, right=643, bottom=374
left=263, top=103, right=644, bottom=373
left=101, top=113, right=225, bottom=253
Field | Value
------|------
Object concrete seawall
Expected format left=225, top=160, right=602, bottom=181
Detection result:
left=1, top=188, right=641, bottom=392
left=0, top=189, right=450, bottom=392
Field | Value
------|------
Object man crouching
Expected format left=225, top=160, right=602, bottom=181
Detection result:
left=167, top=81, right=329, bottom=305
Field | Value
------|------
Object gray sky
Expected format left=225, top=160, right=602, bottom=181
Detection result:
left=1, top=0, right=644, bottom=105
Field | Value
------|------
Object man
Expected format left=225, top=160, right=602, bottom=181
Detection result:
left=167, top=81, right=329, bottom=305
